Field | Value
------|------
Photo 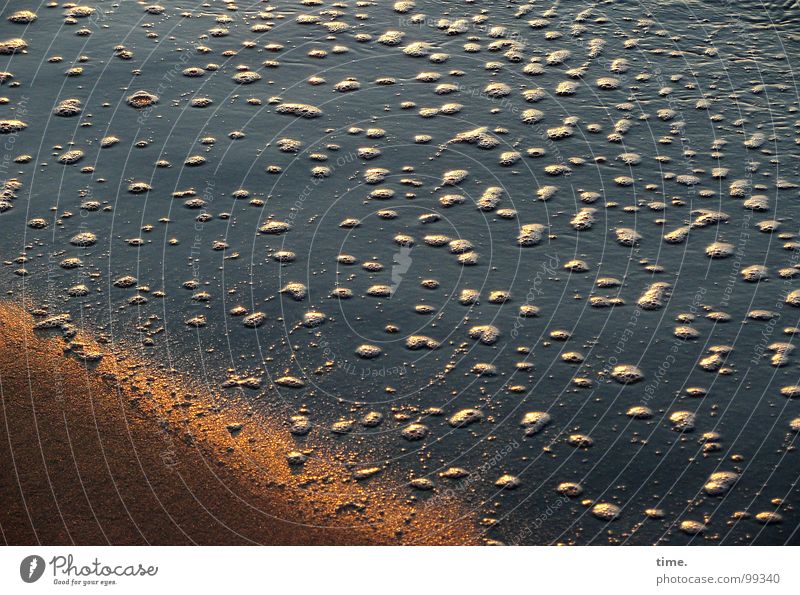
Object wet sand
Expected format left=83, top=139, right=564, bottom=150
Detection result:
left=0, top=303, right=479, bottom=545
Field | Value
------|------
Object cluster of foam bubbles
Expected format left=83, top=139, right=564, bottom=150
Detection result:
left=0, top=0, right=797, bottom=545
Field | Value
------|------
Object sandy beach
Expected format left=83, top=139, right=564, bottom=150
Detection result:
left=0, top=303, right=479, bottom=545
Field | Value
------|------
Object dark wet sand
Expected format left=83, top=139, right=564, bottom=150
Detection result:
left=0, top=303, right=479, bottom=545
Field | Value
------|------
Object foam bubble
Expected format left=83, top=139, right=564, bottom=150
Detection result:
left=7, top=10, right=37, bottom=24
left=355, top=344, right=382, bottom=359
left=449, top=408, right=484, bottom=427
left=401, top=423, right=429, bottom=441
left=626, top=406, right=652, bottom=419
left=755, top=512, right=783, bottom=525
left=126, top=90, right=159, bottom=108
left=669, top=411, right=696, bottom=432
left=679, top=520, right=706, bottom=535
left=592, top=503, right=620, bottom=521
left=70, top=232, right=97, bottom=247
left=521, top=411, right=551, bottom=436
left=0, top=38, right=27, bottom=54
left=703, top=471, right=739, bottom=496
left=567, top=434, right=593, bottom=448
left=495, top=474, right=521, bottom=490
left=611, top=364, right=644, bottom=384
left=468, top=325, right=500, bottom=345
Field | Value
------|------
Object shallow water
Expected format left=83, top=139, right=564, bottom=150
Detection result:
left=1, top=0, right=799, bottom=544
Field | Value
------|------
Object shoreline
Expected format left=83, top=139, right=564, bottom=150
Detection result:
left=0, top=302, right=480, bottom=545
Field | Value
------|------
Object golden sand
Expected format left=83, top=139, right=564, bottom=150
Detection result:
left=0, top=302, right=479, bottom=545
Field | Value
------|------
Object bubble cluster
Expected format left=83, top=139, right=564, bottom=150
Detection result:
left=0, top=0, right=797, bottom=547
